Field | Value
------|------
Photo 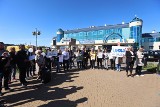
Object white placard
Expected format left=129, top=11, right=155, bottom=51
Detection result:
left=29, top=55, right=35, bottom=60
left=59, top=55, right=63, bottom=62
left=52, top=51, right=58, bottom=56
left=97, top=52, right=103, bottom=58
left=111, top=46, right=128, bottom=57
left=46, top=51, right=58, bottom=58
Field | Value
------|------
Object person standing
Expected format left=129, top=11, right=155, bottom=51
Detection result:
left=76, top=50, right=83, bottom=69
left=97, top=48, right=103, bottom=69
left=46, top=48, right=52, bottom=72
left=135, top=47, right=144, bottom=76
left=115, top=57, right=122, bottom=72
left=0, top=42, right=5, bottom=96
left=83, top=48, right=89, bottom=69
left=62, top=48, right=70, bottom=72
left=0, top=43, right=12, bottom=96
left=16, top=45, right=29, bottom=87
left=125, top=46, right=135, bottom=77
left=90, top=48, right=96, bottom=69
left=35, top=50, right=45, bottom=81
left=103, top=49, right=109, bottom=70
left=55, top=49, right=63, bottom=72
left=109, top=52, right=115, bottom=70
left=9, top=47, right=17, bottom=82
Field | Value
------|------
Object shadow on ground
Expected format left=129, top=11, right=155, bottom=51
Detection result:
left=3, top=69, right=88, bottom=107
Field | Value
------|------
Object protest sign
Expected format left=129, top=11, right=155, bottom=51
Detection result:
left=111, top=46, right=128, bottom=57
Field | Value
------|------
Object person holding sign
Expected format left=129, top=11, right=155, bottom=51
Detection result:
left=62, top=48, right=70, bottom=72
left=55, top=49, right=63, bottom=72
left=97, top=48, right=103, bottom=69
left=125, top=46, right=135, bottom=77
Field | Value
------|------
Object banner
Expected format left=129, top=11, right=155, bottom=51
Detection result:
left=111, top=46, right=128, bottom=57
left=46, top=51, right=58, bottom=58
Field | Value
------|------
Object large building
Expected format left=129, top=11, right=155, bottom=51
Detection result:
left=142, top=31, right=160, bottom=50
left=55, top=17, right=143, bottom=50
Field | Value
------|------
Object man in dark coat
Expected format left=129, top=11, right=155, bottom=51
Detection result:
left=16, top=45, right=29, bottom=87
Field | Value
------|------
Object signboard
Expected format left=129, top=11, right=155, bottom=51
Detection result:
left=46, top=50, right=58, bottom=58
left=111, top=46, right=128, bottom=57
left=61, top=38, right=71, bottom=42
left=80, top=40, right=95, bottom=44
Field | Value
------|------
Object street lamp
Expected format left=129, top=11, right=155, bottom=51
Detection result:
left=32, top=28, right=41, bottom=50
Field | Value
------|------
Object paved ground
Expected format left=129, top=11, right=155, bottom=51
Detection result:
left=1, top=67, right=160, bottom=107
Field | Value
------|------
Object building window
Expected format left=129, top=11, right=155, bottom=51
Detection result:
left=156, top=37, right=160, bottom=42
left=148, top=38, right=154, bottom=42
left=149, top=46, right=153, bottom=50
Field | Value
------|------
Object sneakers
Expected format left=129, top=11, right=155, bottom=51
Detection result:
left=136, top=74, right=144, bottom=77
left=21, top=84, right=27, bottom=88
left=116, top=69, right=121, bottom=72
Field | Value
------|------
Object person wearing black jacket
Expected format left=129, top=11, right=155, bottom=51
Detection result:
left=125, top=46, right=135, bottom=77
left=16, top=45, right=29, bottom=87
left=9, top=47, right=17, bottom=81
left=0, top=42, right=12, bottom=96
left=83, top=48, right=89, bottom=69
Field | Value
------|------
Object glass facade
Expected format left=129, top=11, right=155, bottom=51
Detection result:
left=142, top=33, right=160, bottom=42
left=57, top=17, right=143, bottom=46
left=64, top=24, right=130, bottom=41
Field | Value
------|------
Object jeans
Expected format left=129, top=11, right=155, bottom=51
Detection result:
left=104, top=59, right=109, bottom=69
left=56, top=61, right=60, bottom=72
left=126, top=62, right=134, bottom=74
left=110, top=59, right=115, bottom=70
left=77, top=61, right=82, bottom=69
left=136, top=66, right=142, bottom=75
left=3, top=68, right=10, bottom=89
left=18, top=67, right=27, bottom=84
left=0, top=68, right=10, bottom=91
left=116, top=64, right=121, bottom=71
left=0, top=71, right=3, bottom=92
left=63, top=60, right=69, bottom=71
left=97, top=58, right=103, bottom=69
left=90, top=60, right=95, bottom=69
left=11, top=64, right=16, bottom=79
left=83, top=58, right=88, bottom=69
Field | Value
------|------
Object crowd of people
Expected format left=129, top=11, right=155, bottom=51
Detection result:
left=0, top=41, right=145, bottom=96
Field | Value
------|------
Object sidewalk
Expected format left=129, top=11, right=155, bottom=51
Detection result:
left=1, top=68, right=160, bottom=107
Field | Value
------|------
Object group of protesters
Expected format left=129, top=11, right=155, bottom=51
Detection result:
left=0, top=41, right=145, bottom=96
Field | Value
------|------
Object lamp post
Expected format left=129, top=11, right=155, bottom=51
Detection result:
left=32, top=28, right=41, bottom=50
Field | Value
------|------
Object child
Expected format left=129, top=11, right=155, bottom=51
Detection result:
left=115, top=57, right=122, bottom=72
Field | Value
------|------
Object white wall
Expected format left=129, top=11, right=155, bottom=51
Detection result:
left=142, top=42, right=160, bottom=50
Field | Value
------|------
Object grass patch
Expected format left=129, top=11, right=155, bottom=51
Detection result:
left=143, top=63, right=157, bottom=73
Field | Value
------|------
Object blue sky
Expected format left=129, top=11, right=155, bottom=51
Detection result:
left=0, top=0, right=159, bottom=46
